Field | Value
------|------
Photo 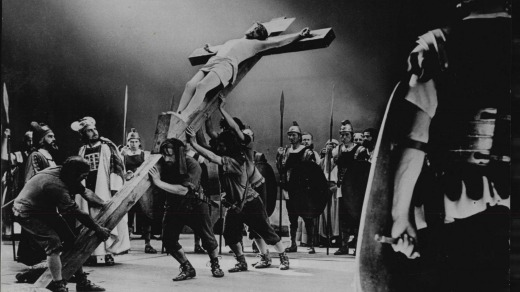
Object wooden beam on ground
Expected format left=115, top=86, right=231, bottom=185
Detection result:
left=188, top=17, right=295, bottom=66
left=34, top=155, right=162, bottom=289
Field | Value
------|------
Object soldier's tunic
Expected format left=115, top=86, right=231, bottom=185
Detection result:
left=397, top=14, right=510, bottom=292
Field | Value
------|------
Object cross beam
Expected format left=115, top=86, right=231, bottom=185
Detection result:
left=188, top=28, right=335, bottom=65
left=188, top=16, right=296, bottom=66
left=153, top=27, right=335, bottom=151
left=34, top=17, right=335, bottom=289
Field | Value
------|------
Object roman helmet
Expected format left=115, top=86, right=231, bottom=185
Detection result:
left=339, top=120, right=353, bottom=134
left=126, top=128, right=141, bottom=142
left=287, top=121, right=302, bottom=135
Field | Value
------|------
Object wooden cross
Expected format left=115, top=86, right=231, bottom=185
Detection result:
left=34, top=17, right=335, bottom=288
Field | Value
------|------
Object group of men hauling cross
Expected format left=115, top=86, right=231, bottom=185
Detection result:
left=4, top=22, right=336, bottom=292
left=3, top=2, right=512, bottom=291
left=4, top=87, right=377, bottom=289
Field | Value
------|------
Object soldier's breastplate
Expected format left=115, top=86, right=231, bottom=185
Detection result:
left=283, top=150, right=305, bottom=181
left=414, top=19, right=511, bottom=224
left=442, top=108, right=510, bottom=165
left=125, top=153, right=145, bottom=172
left=429, top=106, right=510, bottom=222
left=83, top=146, right=102, bottom=190
left=336, top=144, right=359, bottom=184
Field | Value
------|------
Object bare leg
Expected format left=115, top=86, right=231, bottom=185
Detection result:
left=47, top=253, right=62, bottom=281
left=254, top=238, right=268, bottom=254
left=208, top=247, right=219, bottom=259
left=229, top=242, right=243, bottom=257
left=273, top=241, right=286, bottom=254
left=179, top=71, right=222, bottom=119
left=177, top=71, right=206, bottom=113
left=171, top=248, right=196, bottom=281
left=171, top=248, right=189, bottom=264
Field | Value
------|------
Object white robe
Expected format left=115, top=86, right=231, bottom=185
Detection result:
left=77, top=143, right=131, bottom=256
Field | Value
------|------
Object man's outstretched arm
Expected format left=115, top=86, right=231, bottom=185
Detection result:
left=205, top=114, right=219, bottom=140
left=258, top=28, right=311, bottom=52
left=186, top=126, right=223, bottom=165
left=390, top=104, right=430, bottom=259
left=218, top=95, right=245, bottom=142
left=80, top=188, right=106, bottom=208
left=204, top=43, right=223, bottom=54
left=148, top=167, right=189, bottom=196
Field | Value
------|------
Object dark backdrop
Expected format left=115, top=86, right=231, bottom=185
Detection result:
left=2, top=0, right=454, bottom=163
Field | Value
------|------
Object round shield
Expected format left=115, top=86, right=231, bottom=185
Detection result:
left=287, top=160, right=330, bottom=218
left=255, top=161, right=278, bottom=216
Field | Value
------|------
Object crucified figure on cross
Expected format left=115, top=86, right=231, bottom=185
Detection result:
left=176, top=23, right=312, bottom=120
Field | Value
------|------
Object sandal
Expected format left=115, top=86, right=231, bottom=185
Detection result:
left=105, top=254, right=115, bottom=266
left=145, top=244, right=157, bottom=254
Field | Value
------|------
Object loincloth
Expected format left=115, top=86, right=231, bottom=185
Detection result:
left=200, top=56, right=238, bottom=87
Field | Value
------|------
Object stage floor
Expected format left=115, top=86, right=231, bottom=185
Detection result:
left=1, top=234, right=356, bottom=292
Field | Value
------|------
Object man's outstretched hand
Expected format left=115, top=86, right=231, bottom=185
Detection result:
left=94, top=225, right=111, bottom=242
left=390, top=216, right=420, bottom=259
left=3, top=128, right=11, bottom=138
left=203, top=43, right=214, bottom=53
left=148, top=166, right=161, bottom=184
left=299, top=27, right=312, bottom=38
left=185, top=126, right=196, bottom=143
left=217, top=93, right=226, bottom=108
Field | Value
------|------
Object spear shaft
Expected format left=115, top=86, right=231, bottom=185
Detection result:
left=278, top=91, right=285, bottom=236
left=326, top=83, right=335, bottom=255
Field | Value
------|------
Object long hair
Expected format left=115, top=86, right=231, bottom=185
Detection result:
left=60, top=156, right=90, bottom=185
left=217, top=130, right=246, bottom=164
left=255, top=23, right=268, bottom=40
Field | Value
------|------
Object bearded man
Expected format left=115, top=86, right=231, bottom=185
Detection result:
left=24, top=122, right=59, bottom=183
left=71, top=116, right=130, bottom=266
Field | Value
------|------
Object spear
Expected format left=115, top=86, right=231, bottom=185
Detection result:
left=326, top=83, right=335, bottom=255
left=123, top=85, right=128, bottom=144
left=2, top=83, right=16, bottom=260
left=3, top=83, right=9, bottom=124
left=278, top=91, right=285, bottom=237
left=169, top=93, right=176, bottom=112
